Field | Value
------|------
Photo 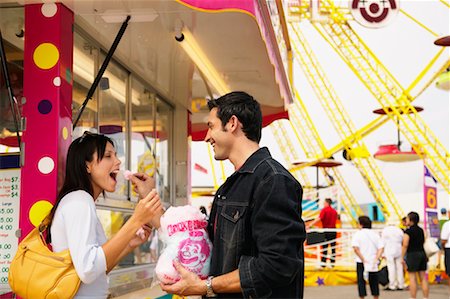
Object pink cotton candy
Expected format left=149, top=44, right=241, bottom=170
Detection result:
left=123, top=170, right=133, bottom=180
left=155, top=205, right=211, bottom=284
left=136, top=227, right=146, bottom=240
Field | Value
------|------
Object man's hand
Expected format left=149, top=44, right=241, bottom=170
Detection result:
left=129, top=172, right=155, bottom=199
left=160, top=261, right=207, bottom=296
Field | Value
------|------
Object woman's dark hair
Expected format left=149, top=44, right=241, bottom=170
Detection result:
left=407, top=211, right=420, bottom=225
left=207, top=91, right=262, bottom=143
left=46, top=132, right=114, bottom=242
left=358, top=216, right=372, bottom=229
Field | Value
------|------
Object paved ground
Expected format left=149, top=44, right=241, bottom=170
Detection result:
left=115, top=283, right=449, bottom=299
left=304, top=284, right=448, bottom=299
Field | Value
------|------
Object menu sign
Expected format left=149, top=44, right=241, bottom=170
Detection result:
left=0, top=154, right=20, bottom=294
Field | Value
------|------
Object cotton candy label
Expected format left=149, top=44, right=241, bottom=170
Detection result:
left=155, top=205, right=212, bottom=284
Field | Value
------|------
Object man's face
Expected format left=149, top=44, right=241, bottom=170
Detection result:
left=204, top=108, right=232, bottom=161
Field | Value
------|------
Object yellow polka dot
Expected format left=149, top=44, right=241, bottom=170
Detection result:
left=62, top=127, right=69, bottom=140
left=33, top=43, right=59, bottom=70
left=29, top=200, right=53, bottom=227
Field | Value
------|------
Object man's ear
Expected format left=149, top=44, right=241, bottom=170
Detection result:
left=227, top=115, right=240, bottom=132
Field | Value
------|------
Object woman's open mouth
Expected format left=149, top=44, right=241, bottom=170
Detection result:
left=110, top=170, right=119, bottom=182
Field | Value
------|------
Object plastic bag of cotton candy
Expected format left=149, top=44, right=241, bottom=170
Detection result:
left=155, top=205, right=212, bottom=284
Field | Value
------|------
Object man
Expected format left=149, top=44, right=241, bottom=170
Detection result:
left=161, top=91, right=305, bottom=298
left=307, top=198, right=338, bottom=267
left=352, top=216, right=384, bottom=299
left=381, top=220, right=405, bottom=291
left=439, top=208, right=449, bottom=230
left=440, top=210, right=450, bottom=296
left=437, top=208, right=449, bottom=269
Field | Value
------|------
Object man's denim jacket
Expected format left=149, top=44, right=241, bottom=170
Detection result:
left=207, top=147, right=306, bottom=298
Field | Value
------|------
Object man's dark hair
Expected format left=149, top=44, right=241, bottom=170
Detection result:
left=358, top=216, right=372, bottom=229
left=207, top=91, right=262, bottom=142
left=407, top=211, right=420, bottom=225
left=325, top=198, right=333, bottom=205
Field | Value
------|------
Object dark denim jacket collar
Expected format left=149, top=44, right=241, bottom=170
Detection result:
left=237, top=147, right=271, bottom=174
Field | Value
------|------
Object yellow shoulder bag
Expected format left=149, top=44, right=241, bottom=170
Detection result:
left=8, top=217, right=81, bottom=298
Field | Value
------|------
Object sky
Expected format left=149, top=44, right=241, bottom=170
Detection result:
left=191, top=0, right=449, bottom=209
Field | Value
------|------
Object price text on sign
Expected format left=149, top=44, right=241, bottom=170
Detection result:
left=0, top=168, right=21, bottom=293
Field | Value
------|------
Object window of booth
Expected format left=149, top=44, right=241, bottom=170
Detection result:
left=129, top=78, right=172, bottom=204
left=155, top=97, right=172, bottom=204
left=72, top=33, right=98, bottom=136
left=130, top=78, right=155, bottom=202
left=96, top=209, right=160, bottom=267
left=0, top=6, right=24, bottom=154
left=98, top=54, right=129, bottom=200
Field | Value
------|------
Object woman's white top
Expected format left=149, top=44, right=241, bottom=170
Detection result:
left=382, top=225, right=404, bottom=258
left=51, top=190, right=109, bottom=299
left=351, top=229, right=384, bottom=272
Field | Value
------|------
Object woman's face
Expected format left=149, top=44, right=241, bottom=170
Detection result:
left=86, top=142, right=121, bottom=199
left=406, top=216, right=413, bottom=226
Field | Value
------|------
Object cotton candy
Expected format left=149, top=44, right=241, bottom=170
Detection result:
left=155, top=205, right=212, bottom=284
left=123, top=170, right=133, bottom=180
left=136, top=227, right=146, bottom=240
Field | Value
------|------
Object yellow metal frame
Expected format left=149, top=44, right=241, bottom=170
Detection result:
left=312, top=0, right=449, bottom=193
left=270, top=120, right=311, bottom=187
left=289, top=94, right=362, bottom=226
left=290, top=23, right=404, bottom=220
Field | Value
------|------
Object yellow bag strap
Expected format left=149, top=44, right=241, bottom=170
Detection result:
left=37, top=213, right=53, bottom=246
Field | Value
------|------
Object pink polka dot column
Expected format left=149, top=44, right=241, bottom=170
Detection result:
left=19, top=3, right=73, bottom=239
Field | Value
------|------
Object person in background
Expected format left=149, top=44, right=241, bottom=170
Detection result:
left=161, top=91, right=305, bottom=298
left=402, top=211, right=429, bottom=299
left=440, top=212, right=450, bottom=297
left=352, top=216, right=384, bottom=299
left=307, top=198, right=338, bottom=268
left=381, top=220, right=405, bottom=291
left=438, top=208, right=449, bottom=269
left=47, top=132, right=164, bottom=299
left=439, top=208, right=449, bottom=230
left=400, top=216, right=408, bottom=232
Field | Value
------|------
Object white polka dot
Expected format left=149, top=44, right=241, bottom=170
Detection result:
left=41, top=3, right=57, bottom=18
left=53, top=77, right=61, bottom=86
left=38, top=157, right=55, bottom=174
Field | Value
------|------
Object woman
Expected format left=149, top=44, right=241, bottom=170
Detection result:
left=46, top=132, right=164, bottom=298
left=402, top=211, right=429, bottom=299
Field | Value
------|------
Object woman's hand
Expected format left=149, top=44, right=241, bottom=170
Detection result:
left=129, top=172, right=155, bottom=199
left=129, top=225, right=152, bottom=249
left=402, top=259, right=408, bottom=270
left=132, top=189, right=164, bottom=228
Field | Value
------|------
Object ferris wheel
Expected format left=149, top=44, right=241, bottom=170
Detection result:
left=192, top=0, right=449, bottom=227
